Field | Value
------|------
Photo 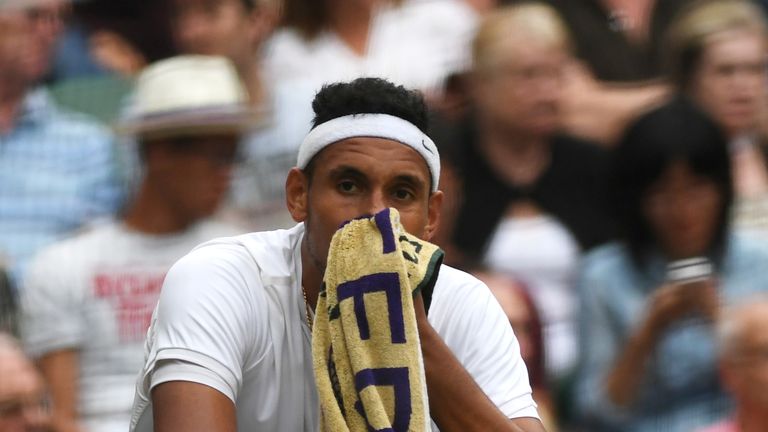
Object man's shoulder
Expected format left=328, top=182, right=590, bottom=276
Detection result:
left=179, top=224, right=304, bottom=278
left=432, top=264, right=490, bottom=307
left=434, top=264, right=483, bottom=290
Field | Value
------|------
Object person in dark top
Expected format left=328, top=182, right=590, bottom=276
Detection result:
left=433, top=3, right=616, bottom=388
left=543, top=0, right=693, bottom=82
left=538, top=0, right=696, bottom=145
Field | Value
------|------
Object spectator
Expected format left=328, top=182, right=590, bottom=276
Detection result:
left=540, top=0, right=699, bottom=145
left=697, top=295, right=768, bottom=432
left=266, top=0, right=477, bottom=98
left=169, top=0, right=277, bottom=109
left=0, top=0, right=124, bottom=288
left=575, top=96, right=768, bottom=432
left=475, top=270, right=558, bottom=432
left=434, top=2, right=615, bottom=382
left=20, top=56, right=249, bottom=432
left=667, top=0, right=768, bottom=233
left=168, top=0, right=297, bottom=230
left=0, top=332, right=51, bottom=432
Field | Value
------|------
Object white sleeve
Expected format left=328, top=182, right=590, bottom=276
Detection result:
left=143, top=243, right=268, bottom=402
left=20, top=246, right=84, bottom=358
left=428, top=267, right=539, bottom=420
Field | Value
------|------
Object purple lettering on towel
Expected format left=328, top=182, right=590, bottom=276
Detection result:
left=354, top=367, right=412, bottom=432
left=374, top=208, right=397, bottom=254
left=337, top=272, right=406, bottom=343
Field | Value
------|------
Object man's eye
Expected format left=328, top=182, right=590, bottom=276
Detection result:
left=394, top=189, right=414, bottom=200
left=338, top=181, right=357, bottom=193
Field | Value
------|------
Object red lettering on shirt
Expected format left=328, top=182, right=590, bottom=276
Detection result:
left=92, top=272, right=166, bottom=342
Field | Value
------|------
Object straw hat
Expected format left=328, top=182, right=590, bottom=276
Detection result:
left=117, top=55, right=257, bottom=140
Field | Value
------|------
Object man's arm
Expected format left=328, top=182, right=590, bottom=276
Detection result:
left=131, top=244, right=265, bottom=432
left=38, top=349, right=84, bottom=432
left=414, top=295, right=546, bottom=432
left=152, top=381, right=236, bottom=432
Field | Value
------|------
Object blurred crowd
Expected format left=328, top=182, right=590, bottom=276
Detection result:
left=2, top=0, right=768, bottom=431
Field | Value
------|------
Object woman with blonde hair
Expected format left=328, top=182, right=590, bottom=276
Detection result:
left=667, top=0, right=768, bottom=233
left=435, top=2, right=616, bottom=391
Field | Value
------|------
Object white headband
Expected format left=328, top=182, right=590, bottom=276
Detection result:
left=297, top=113, right=440, bottom=192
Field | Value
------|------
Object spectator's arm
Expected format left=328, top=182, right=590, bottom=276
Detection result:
left=604, top=280, right=719, bottom=406
left=561, top=62, right=670, bottom=146
left=21, top=246, right=85, bottom=432
left=38, top=349, right=84, bottom=432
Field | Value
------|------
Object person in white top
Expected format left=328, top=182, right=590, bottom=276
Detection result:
left=265, top=0, right=476, bottom=97
left=20, top=55, right=251, bottom=432
left=130, top=77, right=544, bottom=431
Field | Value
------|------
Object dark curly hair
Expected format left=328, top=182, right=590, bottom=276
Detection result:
left=303, top=78, right=431, bottom=188
left=311, top=77, right=429, bottom=133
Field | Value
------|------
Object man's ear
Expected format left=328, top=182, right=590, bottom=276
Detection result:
left=423, top=190, right=443, bottom=241
left=285, top=167, right=309, bottom=222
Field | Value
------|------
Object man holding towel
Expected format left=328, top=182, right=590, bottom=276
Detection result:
left=130, top=77, right=544, bottom=432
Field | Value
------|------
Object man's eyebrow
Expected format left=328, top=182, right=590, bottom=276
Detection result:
left=328, top=165, right=368, bottom=179
left=392, top=173, right=427, bottom=190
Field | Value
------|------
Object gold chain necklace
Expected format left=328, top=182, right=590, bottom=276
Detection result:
left=301, top=285, right=313, bottom=333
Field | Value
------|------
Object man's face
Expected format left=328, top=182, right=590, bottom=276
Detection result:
left=691, top=29, right=768, bottom=137
left=0, top=0, right=69, bottom=86
left=145, top=133, right=239, bottom=222
left=0, top=350, right=50, bottom=432
left=287, top=137, right=442, bottom=273
left=171, top=0, right=260, bottom=64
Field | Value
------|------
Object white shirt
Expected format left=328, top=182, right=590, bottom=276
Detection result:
left=21, top=220, right=241, bottom=432
left=484, top=214, right=581, bottom=379
left=130, top=223, right=538, bottom=431
left=263, top=0, right=477, bottom=97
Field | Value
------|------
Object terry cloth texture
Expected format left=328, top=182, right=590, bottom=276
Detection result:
left=312, top=208, right=444, bottom=432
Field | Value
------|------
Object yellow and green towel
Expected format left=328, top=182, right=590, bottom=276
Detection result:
left=312, top=208, right=444, bottom=432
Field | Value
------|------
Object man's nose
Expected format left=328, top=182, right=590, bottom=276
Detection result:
left=365, top=190, right=388, bottom=215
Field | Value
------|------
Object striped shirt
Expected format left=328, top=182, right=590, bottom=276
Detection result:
left=0, top=88, right=124, bottom=288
